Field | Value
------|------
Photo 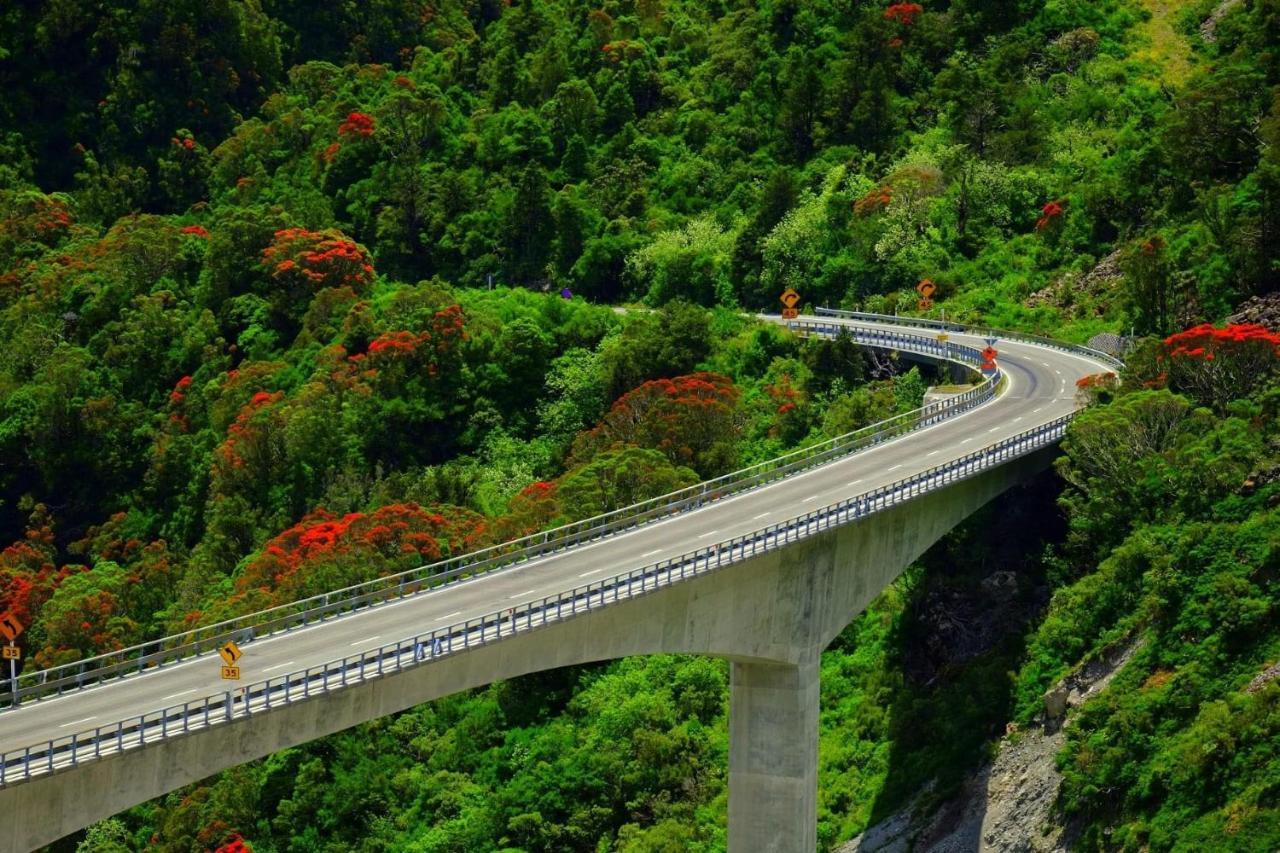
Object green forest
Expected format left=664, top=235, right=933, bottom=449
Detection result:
left=2, top=0, right=1279, bottom=849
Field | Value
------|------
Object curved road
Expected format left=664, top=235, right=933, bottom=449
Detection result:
left=0, top=317, right=1112, bottom=760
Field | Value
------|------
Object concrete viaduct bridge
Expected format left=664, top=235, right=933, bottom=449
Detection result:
left=0, top=312, right=1120, bottom=852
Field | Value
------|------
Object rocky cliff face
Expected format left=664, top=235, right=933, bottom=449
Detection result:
left=838, top=641, right=1140, bottom=853
left=1227, top=293, right=1280, bottom=331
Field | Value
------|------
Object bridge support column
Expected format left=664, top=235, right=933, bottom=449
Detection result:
left=727, top=659, right=819, bottom=852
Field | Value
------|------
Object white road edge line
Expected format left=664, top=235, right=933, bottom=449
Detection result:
left=350, top=635, right=380, bottom=647
left=58, top=716, right=96, bottom=728
left=578, top=568, right=604, bottom=577
left=161, top=689, right=196, bottom=701
left=434, top=611, right=461, bottom=622
left=262, top=661, right=295, bottom=673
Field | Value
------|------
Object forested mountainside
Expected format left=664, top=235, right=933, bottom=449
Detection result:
left=2, top=0, right=1279, bottom=850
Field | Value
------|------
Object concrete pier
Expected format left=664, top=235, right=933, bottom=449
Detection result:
left=728, top=660, right=820, bottom=852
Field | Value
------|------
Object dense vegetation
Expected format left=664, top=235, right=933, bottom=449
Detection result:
left=2, top=0, right=1279, bottom=850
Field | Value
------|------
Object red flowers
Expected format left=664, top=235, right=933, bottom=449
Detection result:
left=24, top=196, right=74, bottom=236
left=214, top=835, right=251, bottom=853
left=1036, top=200, right=1065, bottom=231
left=571, top=372, right=741, bottom=473
left=600, top=40, right=639, bottom=62
left=232, top=504, right=486, bottom=602
left=169, top=375, right=193, bottom=407
left=1160, top=323, right=1280, bottom=410
left=261, top=228, right=375, bottom=292
left=854, top=185, right=893, bottom=216
left=215, top=391, right=284, bottom=472
left=338, top=111, right=375, bottom=138
left=1075, top=372, right=1117, bottom=389
left=350, top=306, right=467, bottom=367
left=180, top=225, right=209, bottom=238
left=883, top=3, right=923, bottom=25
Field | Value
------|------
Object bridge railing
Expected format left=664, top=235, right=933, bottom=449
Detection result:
left=0, top=412, right=1072, bottom=789
left=811, top=307, right=1126, bottom=370
left=2, top=324, right=995, bottom=709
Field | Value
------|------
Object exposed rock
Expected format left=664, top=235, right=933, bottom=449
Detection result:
left=1042, top=686, right=1069, bottom=720
left=1227, top=292, right=1280, bottom=332
left=838, top=639, right=1141, bottom=853
left=1085, top=332, right=1127, bottom=359
left=980, top=570, right=1019, bottom=600
left=1026, top=250, right=1123, bottom=314
left=1245, top=661, right=1280, bottom=694
left=1201, top=0, right=1245, bottom=43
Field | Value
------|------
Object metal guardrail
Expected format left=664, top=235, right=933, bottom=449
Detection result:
left=2, top=324, right=995, bottom=709
left=0, top=412, right=1072, bottom=788
left=812, top=307, right=1126, bottom=370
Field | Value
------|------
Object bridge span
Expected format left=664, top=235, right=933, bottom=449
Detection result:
left=0, top=313, right=1119, bottom=852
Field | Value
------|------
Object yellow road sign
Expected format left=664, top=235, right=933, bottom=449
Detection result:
left=781, top=307, right=799, bottom=319
left=0, top=611, right=23, bottom=642
left=2, top=646, right=19, bottom=661
left=936, top=332, right=949, bottom=342
left=779, top=288, right=801, bottom=309
left=221, top=665, right=241, bottom=680
left=218, top=640, right=243, bottom=666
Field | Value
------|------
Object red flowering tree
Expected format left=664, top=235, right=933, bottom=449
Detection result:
left=1035, top=200, right=1065, bottom=231
left=1160, top=323, right=1280, bottom=411
left=338, top=111, right=376, bottom=138
left=0, top=192, right=77, bottom=256
left=764, top=373, right=808, bottom=443
left=854, top=185, right=893, bottom=216
left=570, top=372, right=742, bottom=476
left=0, top=506, right=68, bottom=642
left=213, top=834, right=252, bottom=853
left=345, top=304, right=468, bottom=384
left=224, top=503, right=487, bottom=610
left=883, top=3, right=924, bottom=25
left=495, top=480, right=562, bottom=540
left=31, top=562, right=135, bottom=668
left=261, top=228, right=375, bottom=293
left=210, top=390, right=288, bottom=499
left=1074, top=371, right=1119, bottom=405
left=259, top=228, right=375, bottom=327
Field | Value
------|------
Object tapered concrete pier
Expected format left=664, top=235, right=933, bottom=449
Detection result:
left=728, top=660, right=820, bottom=852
